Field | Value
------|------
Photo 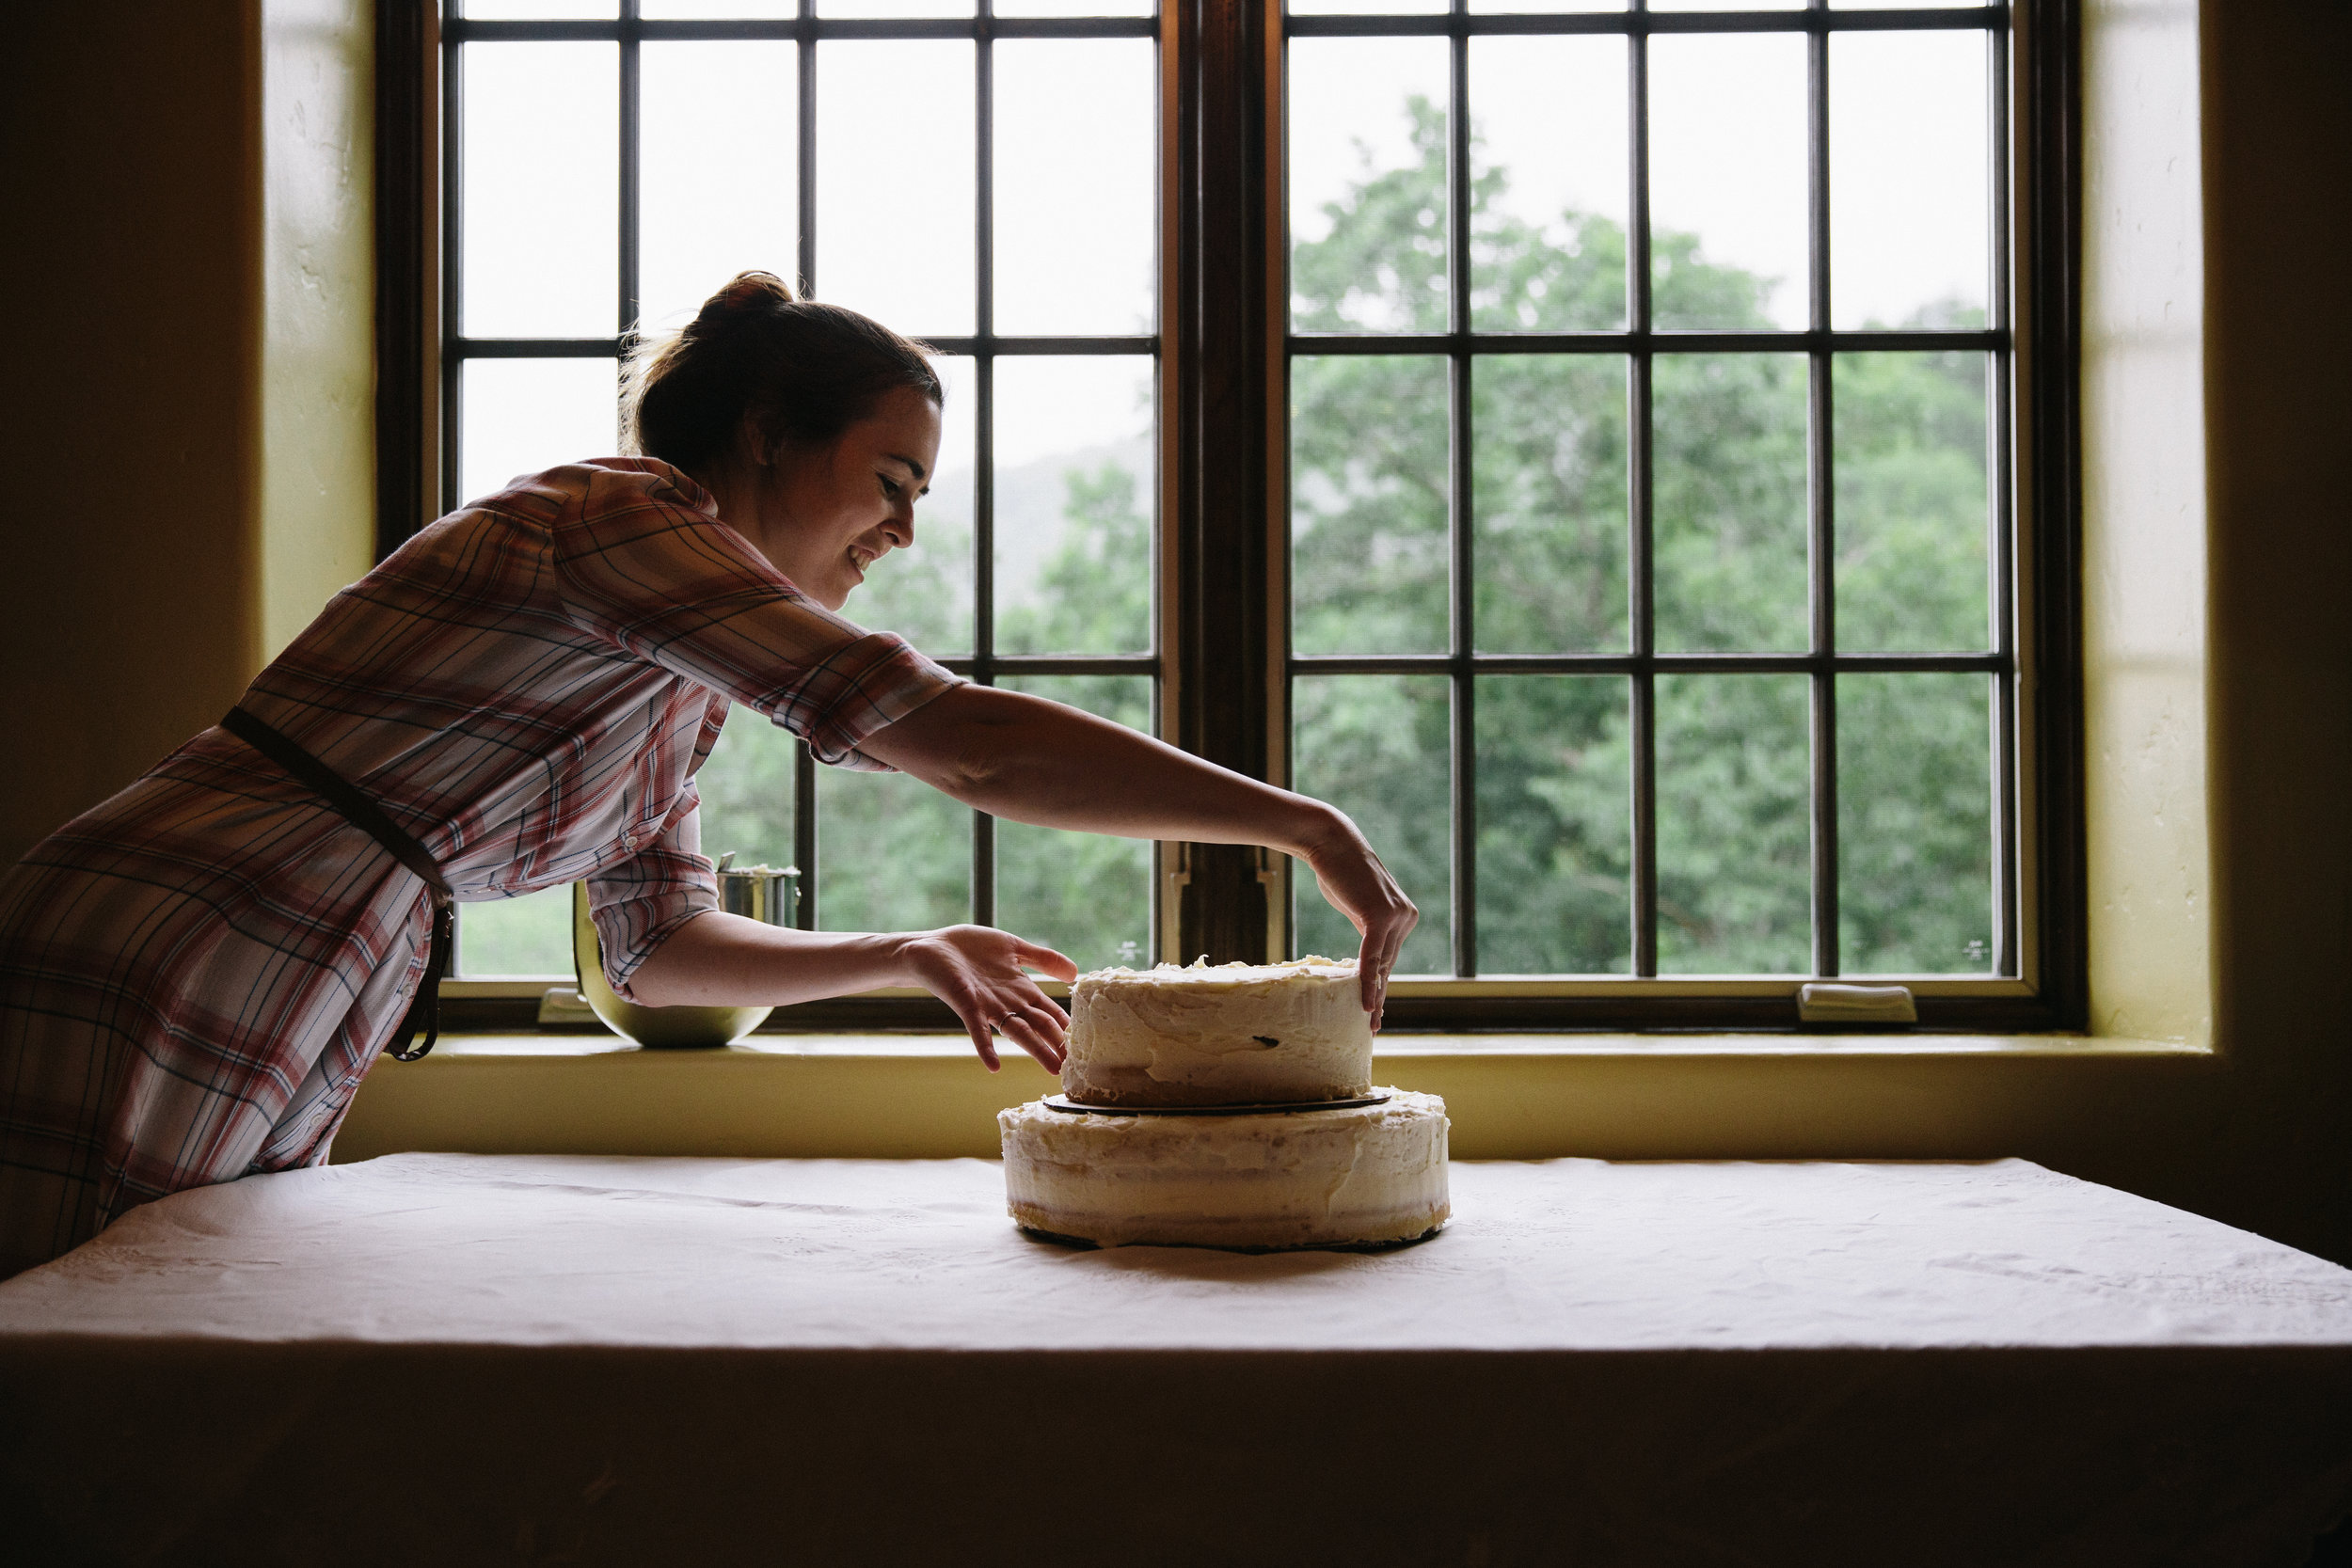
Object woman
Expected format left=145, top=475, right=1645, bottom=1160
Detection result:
left=0, top=272, right=1415, bottom=1278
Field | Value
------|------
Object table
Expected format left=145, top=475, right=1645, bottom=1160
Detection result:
left=4, top=1155, right=2348, bottom=1565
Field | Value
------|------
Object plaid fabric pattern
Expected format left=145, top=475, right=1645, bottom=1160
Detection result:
left=0, top=458, right=959, bottom=1275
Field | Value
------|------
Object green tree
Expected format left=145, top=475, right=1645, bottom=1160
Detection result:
left=1289, top=97, right=1992, bottom=975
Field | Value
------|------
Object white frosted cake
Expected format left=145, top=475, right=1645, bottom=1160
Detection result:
left=1059, top=957, right=1375, bottom=1108
left=1000, top=958, right=1450, bottom=1251
left=1000, top=1090, right=1450, bottom=1251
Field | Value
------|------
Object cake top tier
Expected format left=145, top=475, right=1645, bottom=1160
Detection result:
left=1061, top=957, right=1373, bottom=1109
left=1080, top=956, right=1357, bottom=989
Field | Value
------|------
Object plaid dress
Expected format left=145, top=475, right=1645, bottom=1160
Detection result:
left=0, top=458, right=958, bottom=1276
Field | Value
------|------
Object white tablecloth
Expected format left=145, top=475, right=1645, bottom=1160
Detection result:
left=4, top=1155, right=2349, bottom=1565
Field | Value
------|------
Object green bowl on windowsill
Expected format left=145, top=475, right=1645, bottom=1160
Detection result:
left=571, top=881, right=771, bottom=1049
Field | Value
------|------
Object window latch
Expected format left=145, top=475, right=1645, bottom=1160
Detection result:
left=1796, top=983, right=1918, bottom=1026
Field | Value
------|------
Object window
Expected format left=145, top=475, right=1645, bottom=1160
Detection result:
left=383, top=0, right=2084, bottom=1032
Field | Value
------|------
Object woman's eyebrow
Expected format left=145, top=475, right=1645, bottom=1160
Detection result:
left=883, top=452, right=930, bottom=496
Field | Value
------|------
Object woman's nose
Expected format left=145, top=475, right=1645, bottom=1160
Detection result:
left=882, top=506, right=914, bottom=549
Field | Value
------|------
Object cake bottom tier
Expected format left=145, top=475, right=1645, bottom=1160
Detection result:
left=998, top=1089, right=1450, bottom=1251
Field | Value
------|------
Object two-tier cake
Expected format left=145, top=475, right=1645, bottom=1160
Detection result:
left=998, top=958, right=1451, bottom=1251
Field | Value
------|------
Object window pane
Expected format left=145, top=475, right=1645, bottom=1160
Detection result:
left=1831, top=31, right=1990, bottom=330
left=1470, top=36, right=1629, bottom=333
left=1292, top=676, right=1452, bottom=976
left=820, top=0, right=974, bottom=17
left=995, top=676, right=1153, bottom=971
left=1472, top=355, right=1628, bottom=654
left=1474, top=675, right=1629, bottom=975
left=994, top=356, right=1153, bottom=657
left=640, top=41, right=797, bottom=333
left=1291, top=0, right=1443, bottom=14
left=1832, top=350, right=1989, bottom=652
left=465, top=1, right=616, bottom=18
left=1647, top=34, right=1807, bottom=330
left=1838, top=673, right=1993, bottom=974
left=1653, top=353, right=1809, bottom=653
left=847, top=356, right=976, bottom=656
left=994, top=40, right=1156, bottom=336
left=1289, top=37, right=1450, bottom=334
left=459, top=357, right=618, bottom=504
left=1469, top=0, right=1620, bottom=13
left=695, top=712, right=801, bottom=879
left=1291, top=355, right=1449, bottom=656
left=1656, top=673, right=1810, bottom=974
left=998, top=0, right=1151, bottom=14
left=816, top=41, right=974, bottom=333
left=1651, top=0, right=1800, bottom=11
left=460, top=886, right=574, bottom=978
left=642, top=2, right=793, bottom=16
left=818, top=769, right=968, bottom=931
left=461, top=42, right=618, bottom=339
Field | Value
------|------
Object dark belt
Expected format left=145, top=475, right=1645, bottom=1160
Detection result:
left=221, top=705, right=453, bottom=1062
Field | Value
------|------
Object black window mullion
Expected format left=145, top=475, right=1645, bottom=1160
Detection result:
left=1805, top=0, right=1839, bottom=979
left=1447, top=0, right=1476, bottom=979
left=619, top=0, right=642, bottom=338
left=792, top=0, right=820, bottom=929
left=1628, top=2, right=1658, bottom=980
left=798, top=12, right=818, bottom=296
left=971, top=5, right=998, bottom=929
left=1292, top=327, right=2003, bottom=356
left=440, top=30, right=465, bottom=519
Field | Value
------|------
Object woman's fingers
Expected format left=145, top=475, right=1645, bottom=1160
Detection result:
left=1000, top=1008, right=1066, bottom=1071
left=1356, top=908, right=1413, bottom=1028
left=962, top=1008, right=1003, bottom=1072
left=916, top=925, right=1076, bottom=1074
left=1015, top=939, right=1080, bottom=983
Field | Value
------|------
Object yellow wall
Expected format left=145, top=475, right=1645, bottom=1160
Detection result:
left=0, top=0, right=375, bottom=863
left=1, top=4, right=265, bottom=863
left=2186, top=0, right=2352, bottom=1257
left=262, top=0, right=378, bottom=659
left=5, top=3, right=2349, bottom=1257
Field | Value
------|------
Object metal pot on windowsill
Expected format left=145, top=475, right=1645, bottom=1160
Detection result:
left=570, top=863, right=800, bottom=1049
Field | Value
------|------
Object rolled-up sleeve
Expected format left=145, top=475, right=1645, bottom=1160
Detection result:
left=552, top=466, right=961, bottom=770
left=586, top=789, right=719, bottom=1000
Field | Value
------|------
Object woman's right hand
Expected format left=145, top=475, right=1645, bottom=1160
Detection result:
left=898, top=925, right=1079, bottom=1073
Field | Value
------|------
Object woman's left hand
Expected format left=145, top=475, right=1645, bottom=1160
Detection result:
left=897, top=925, right=1079, bottom=1072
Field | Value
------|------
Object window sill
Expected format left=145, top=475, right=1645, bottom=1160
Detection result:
left=332, top=1029, right=2216, bottom=1165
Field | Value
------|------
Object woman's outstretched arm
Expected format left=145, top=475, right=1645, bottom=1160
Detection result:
left=854, top=684, right=1419, bottom=1025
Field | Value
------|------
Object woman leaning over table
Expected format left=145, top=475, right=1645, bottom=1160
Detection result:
left=0, top=271, right=1417, bottom=1280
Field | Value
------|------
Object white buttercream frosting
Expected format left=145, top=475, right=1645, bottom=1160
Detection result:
left=1059, top=957, right=1374, bottom=1108
left=999, top=1089, right=1450, bottom=1251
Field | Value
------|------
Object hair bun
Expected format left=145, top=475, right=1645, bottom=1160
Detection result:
left=700, top=270, right=798, bottom=325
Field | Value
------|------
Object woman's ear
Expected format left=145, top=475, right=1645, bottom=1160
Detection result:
left=737, top=410, right=771, bottom=468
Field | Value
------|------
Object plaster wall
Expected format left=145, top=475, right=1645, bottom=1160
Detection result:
left=0, top=3, right=264, bottom=863
left=262, top=0, right=377, bottom=659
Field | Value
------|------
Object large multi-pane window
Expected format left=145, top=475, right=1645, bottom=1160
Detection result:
left=401, top=0, right=2075, bottom=1029
left=434, top=0, right=1162, bottom=979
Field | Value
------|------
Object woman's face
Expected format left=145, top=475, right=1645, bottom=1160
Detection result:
left=752, top=385, right=943, bottom=612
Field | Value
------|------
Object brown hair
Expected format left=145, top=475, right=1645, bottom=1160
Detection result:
left=619, top=271, right=943, bottom=477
